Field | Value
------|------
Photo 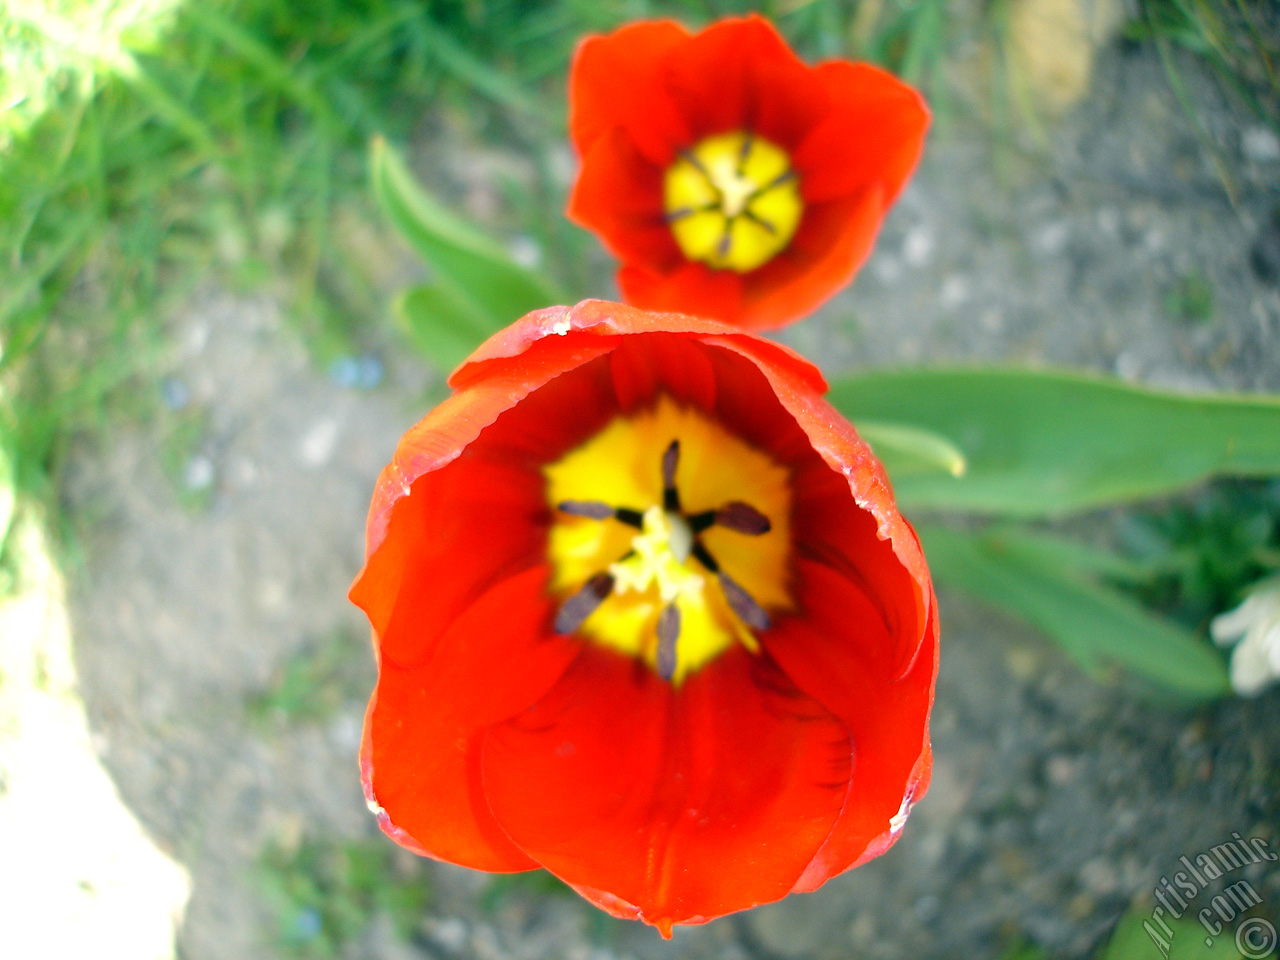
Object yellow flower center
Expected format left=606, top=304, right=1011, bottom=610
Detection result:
left=544, top=396, right=792, bottom=684
left=663, top=131, right=803, bottom=273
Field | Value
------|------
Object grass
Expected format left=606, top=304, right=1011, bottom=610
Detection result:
left=257, top=834, right=432, bottom=958
left=248, top=627, right=369, bottom=729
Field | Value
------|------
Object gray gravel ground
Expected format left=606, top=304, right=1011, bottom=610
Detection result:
left=64, top=37, right=1279, bottom=960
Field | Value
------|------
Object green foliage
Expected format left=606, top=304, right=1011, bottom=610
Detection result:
left=1115, top=480, right=1280, bottom=630
left=921, top=524, right=1231, bottom=699
left=249, top=629, right=368, bottom=728
left=858, top=419, right=968, bottom=479
left=1097, top=904, right=1246, bottom=959
left=832, top=368, right=1280, bottom=518
left=479, top=869, right=574, bottom=913
left=372, top=136, right=564, bottom=372
left=851, top=0, right=951, bottom=90
left=258, top=835, right=431, bottom=958
left=1165, top=271, right=1215, bottom=324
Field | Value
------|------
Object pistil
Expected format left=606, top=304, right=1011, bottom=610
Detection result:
left=553, top=437, right=774, bottom=682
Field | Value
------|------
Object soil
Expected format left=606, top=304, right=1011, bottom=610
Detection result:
left=48, top=33, right=1280, bottom=960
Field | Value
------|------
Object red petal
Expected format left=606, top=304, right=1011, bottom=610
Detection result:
left=662, top=15, right=828, bottom=149
left=696, top=340, right=928, bottom=674
left=616, top=262, right=745, bottom=328
left=739, top=188, right=884, bottom=329
left=709, top=331, right=932, bottom=636
left=568, top=20, right=692, bottom=165
left=364, top=565, right=581, bottom=871
left=793, top=61, right=929, bottom=205
left=481, top=645, right=851, bottom=929
left=762, top=560, right=938, bottom=890
left=607, top=334, right=717, bottom=413
left=453, top=300, right=810, bottom=386
left=567, top=128, right=681, bottom=273
left=353, top=454, right=547, bottom=669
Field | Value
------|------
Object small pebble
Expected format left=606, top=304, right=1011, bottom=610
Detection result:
left=1242, top=125, right=1280, bottom=164
left=1046, top=755, right=1076, bottom=785
left=423, top=916, right=468, bottom=954
left=903, top=225, right=935, bottom=266
left=183, top=455, right=214, bottom=491
left=328, top=354, right=383, bottom=390
left=940, top=275, right=970, bottom=309
left=298, top=418, right=339, bottom=467
left=353, top=354, right=384, bottom=389
left=161, top=378, right=191, bottom=411
left=1032, top=221, right=1071, bottom=256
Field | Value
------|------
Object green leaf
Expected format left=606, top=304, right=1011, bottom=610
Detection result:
left=829, top=368, right=1280, bottom=517
left=394, top=284, right=494, bottom=375
left=919, top=524, right=1230, bottom=699
left=1099, top=904, right=1246, bottom=960
left=856, top=419, right=967, bottom=478
left=371, top=136, right=563, bottom=340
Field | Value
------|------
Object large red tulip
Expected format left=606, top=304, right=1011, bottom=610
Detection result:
left=351, top=300, right=938, bottom=935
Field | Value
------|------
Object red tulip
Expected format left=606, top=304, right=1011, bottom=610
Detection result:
left=350, top=300, right=938, bottom=935
left=566, top=16, right=929, bottom=331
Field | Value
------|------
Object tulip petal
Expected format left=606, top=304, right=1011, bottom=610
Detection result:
left=569, top=19, right=692, bottom=165
left=481, top=645, right=851, bottom=929
left=567, top=128, right=682, bottom=274
left=617, top=262, right=745, bottom=326
left=364, top=564, right=581, bottom=872
left=607, top=331, right=717, bottom=413
left=763, top=560, right=937, bottom=891
left=744, top=188, right=886, bottom=329
left=661, top=15, right=828, bottom=148
left=793, top=61, right=930, bottom=205
left=709, top=331, right=933, bottom=640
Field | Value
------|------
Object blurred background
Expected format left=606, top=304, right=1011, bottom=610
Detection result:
left=0, top=0, right=1277, bottom=958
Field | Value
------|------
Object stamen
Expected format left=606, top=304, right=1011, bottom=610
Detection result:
left=691, top=540, right=771, bottom=630
left=688, top=501, right=771, bottom=536
left=662, top=440, right=681, bottom=512
left=691, top=541, right=719, bottom=573
left=554, top=572, right=615, bottom=635
left=742, top=209, right=777, bottom=235
left=558, top=500, right=644, bottom=528
left=736, top=131, right=754, bottom=176
left=664, top=201, right=719, bottom=224
left=751, top=168, right=797, bottom=199
left=719, top=572, right=771, bottom=631
left=716, top=228, right=733, bottom=260
left=714, top=501, right=772, bottom=535
left=615, top=507, right=645, bottom=528
left=678, top=148, right=714, bottom=183
left=558, top=499, right=614, bottom=519
left=656, top=603, right=681, bottom=681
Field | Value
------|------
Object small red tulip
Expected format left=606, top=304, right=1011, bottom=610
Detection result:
left=351, top=300, right=938, bottom=935
left=567, top=17, right=929, bottom=330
